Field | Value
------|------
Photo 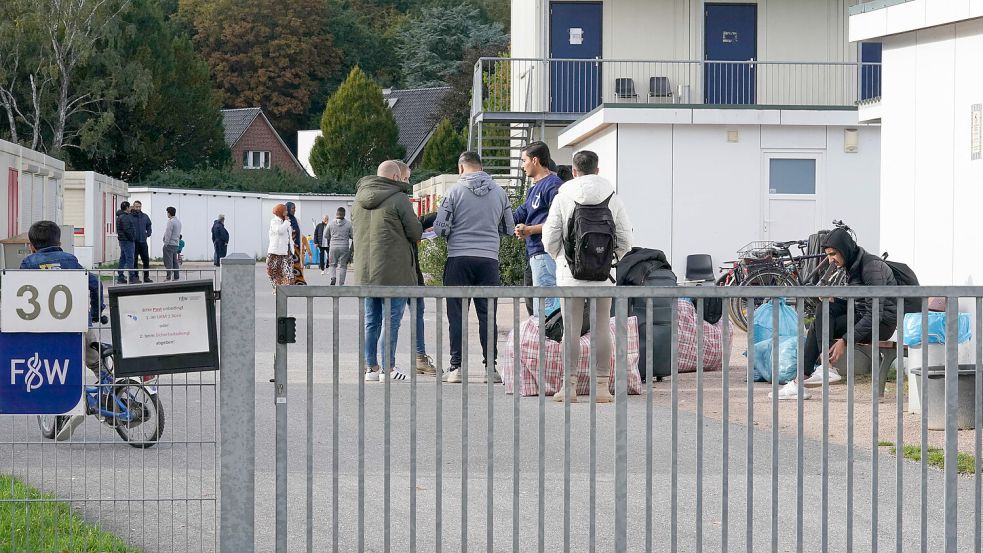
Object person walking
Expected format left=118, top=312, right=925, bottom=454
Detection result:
left=326, top=207, right=353, bottom=285
left=267, top=204, right=293, bottom=289
left=130, top=200, right=153, bottom=283
left=542, top=150, right=633, bottom=403
left=162, top=207, right=182, bottom=281
left=211, top=215, right=229, bottom=267
left=352, top=160, right=423, bottom=382
left=116, top=201, right=136, bottom=284
left=432, top=151, right=515, bottom=383
left=284, top=202, right=306, bottom=285
left=514, top=141, right=564, bottom=319
left=314, top=215, right=329, bottom=274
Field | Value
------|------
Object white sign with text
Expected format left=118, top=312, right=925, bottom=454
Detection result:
left=116, top=291, right=210, bottom=358
left=0, top=271, right=89, bottom=333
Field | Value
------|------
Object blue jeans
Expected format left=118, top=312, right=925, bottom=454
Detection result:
left=117, top=240, right=135, bottom=281
left=414, top=297, right=426, bottom=355
left=364, top=297, right=408, bottom=369
left=528, top=253, right=559, bottom=317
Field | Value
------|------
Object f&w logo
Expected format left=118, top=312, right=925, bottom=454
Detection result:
left=0, top=333, right=83, bottom=415
left=10, top=353, right=71, bottom=392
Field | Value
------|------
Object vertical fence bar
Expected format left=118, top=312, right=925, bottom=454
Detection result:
left=410, top=297, right=418, bottom=553
left=590, top=296, right=600, bottom=553
left=274, top=287, right=289, bottom=553
left=461, top=296, right=469, bottom=552
left=486, top=299, right=495, bottom=553
left=795, top=295, right=805, bottom=553
left=358, top=298, right=366, bottom=552
left=848, top=298, right=856, bottom=553
left=538, top=297, right=546, bottom=553
left=645, top=298, right=654, bottom=553
left=306, top=297, right=314, bottom=553
left=943, top=296, right=958, bottom=552
left=722, top=300, right=731, bottom=553
left=219, top=255, right=255, bottom=553
left=332, top=298, right=340, bottom=553
left=672, top=298, right=680, bottom=552
left=746, top=298, right=755, bottom=553
left=383, top=296, right=392, bottom=553
left=895, top=296, right=905, bottom=553
left=436, top=298, right=444, bottom=553
left=822, top=298, right=830, bottom=552
left=920, top=302, right=929, bottom=553
left=770, top=299, right=779, bottom=553
left=512, top=297, right=521, bottom=553
left=697, top=298, right=706, bottom=553
left=563, top=297, right=574, bottom=552
left=976, top=297, right=982, bottom=553
left=871, top=298, right=880, bottom=553
left=615, top=297, right=629, bottom=553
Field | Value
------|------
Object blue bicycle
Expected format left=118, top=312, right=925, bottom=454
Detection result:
left=37, top=342, right=165, bottom=448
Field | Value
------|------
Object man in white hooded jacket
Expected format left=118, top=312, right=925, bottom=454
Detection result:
left=541, top=150, right=633, bottom=403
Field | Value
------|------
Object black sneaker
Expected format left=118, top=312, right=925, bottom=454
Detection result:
left=143, top=278, right=154, bottom=283
left=116, top=278, right=128, bottom=285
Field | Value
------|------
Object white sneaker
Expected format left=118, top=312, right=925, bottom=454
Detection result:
left=803, top=366, right=842, bottom=388
left=364, top=367, right=381, bottom=382
left=55, top=414, right=85, bottom=441
left=768, top=380, right=813, bottom=400
left=379, top=366, right=408, bottom=382
left=443, top=367, right=462, bottom=383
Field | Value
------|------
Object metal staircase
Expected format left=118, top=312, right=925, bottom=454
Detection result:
left=469, top=120, right=537, bottom=196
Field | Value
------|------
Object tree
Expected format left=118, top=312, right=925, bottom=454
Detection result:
left=310, top=67, right=404, bottom=178
left=397, top=4, right=508, bottom=89
left=179, top=0, right=341, bottom=148
left=421, top=118, right=466, bottom=173
left=69, top=0, right=228, bottom=179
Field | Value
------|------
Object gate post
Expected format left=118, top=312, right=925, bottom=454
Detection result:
left=220, top=254, right=256, bottom=552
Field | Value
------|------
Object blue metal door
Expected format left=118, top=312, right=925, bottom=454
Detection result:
left=550, top=2, right=602, bottom=113
left=704, top=4, right=757, bottom=105
left=860, top=42, right=882, bottom=101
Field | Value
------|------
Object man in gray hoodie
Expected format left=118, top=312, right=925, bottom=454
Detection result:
left=433, top=151, right=515, bottom=383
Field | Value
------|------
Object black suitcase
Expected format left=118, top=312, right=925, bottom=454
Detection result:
left=614, top=248, right=676, bottom=381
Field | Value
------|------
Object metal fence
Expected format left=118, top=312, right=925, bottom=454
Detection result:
left=0, top=266, right=220, bottom=553
left=473, top=57, right=881, bottom=117
left=255, top=272, right=982, bottom=552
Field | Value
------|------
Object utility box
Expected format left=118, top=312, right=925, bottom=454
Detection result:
left=0, top=234, right=31, bottom=269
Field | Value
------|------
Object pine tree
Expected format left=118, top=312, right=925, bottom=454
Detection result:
left=421, top=118, right=466, bottom=173
left=310, top=67, right=404, bottom=178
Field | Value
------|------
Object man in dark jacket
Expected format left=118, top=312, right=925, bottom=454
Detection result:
left=116, top=201, right=136, bottom=284
left=211, top=214, right=229, bottom=266
left=353, top=160, right=423, bottom=382
left=774, top=227, right=897, bottom=400
left=314, top=215, right=329, bottom=273
left=130, top=200, right=153, bottom=283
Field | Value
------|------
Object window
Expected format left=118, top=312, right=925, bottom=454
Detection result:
left=243, top=151, right=271, bottom=169
left=768, top=159, right=816, bottom=195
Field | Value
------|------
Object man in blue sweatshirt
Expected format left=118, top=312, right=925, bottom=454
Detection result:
left=433, top=151, right=515, bottom=383
left=513, top=141, right=563, bottom=318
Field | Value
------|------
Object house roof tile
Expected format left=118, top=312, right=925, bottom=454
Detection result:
left=383, top=87, right=452, bottom=165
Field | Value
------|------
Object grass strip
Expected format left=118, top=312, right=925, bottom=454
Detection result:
left=878, top=442, right=977, bottom=475
left=0, top=474, right=141, bottom=553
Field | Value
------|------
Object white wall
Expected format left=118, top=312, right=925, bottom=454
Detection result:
left=297, top=130, right=320, bottom=177
left=64, top=171, right=129, bottom=265
left=875, top=16, right=983, bottom=285
left=0, top=139, right=65, bottom=239
left=127, top=188, right=355, bottom=261
left=570, top=122, right=880, bottom=274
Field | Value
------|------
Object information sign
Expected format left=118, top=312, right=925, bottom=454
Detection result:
left=0, top=270, right=89, bottom=333
left=0, top=332, right=84, bottom=415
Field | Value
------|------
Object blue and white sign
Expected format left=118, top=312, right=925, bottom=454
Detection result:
left=0, top=333, right=84, bottom=415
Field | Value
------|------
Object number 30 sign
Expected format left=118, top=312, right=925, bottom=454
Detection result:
left=1, top=271, right=89, bottom=333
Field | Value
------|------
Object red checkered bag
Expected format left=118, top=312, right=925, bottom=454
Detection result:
left=676, top=299, right=731, bottom=373
left=501, top=316, right=642, bottom=396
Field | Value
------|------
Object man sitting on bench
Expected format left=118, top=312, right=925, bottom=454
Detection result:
left=772, top=228, right=898, bottom=400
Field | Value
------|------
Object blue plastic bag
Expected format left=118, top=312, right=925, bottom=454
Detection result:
left=903, top=312, right=972, bottom=346
left=753, top=336, right=799, bottom=384
left=753, top=298, right=800, bottom=343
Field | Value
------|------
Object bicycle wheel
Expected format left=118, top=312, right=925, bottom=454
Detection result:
left=37, top=416, right=60, bottom=439
left=113, top=383, right=165, bottom=448
left=730, top=270, right=797, bottom=332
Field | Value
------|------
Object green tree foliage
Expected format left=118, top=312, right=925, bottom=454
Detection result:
left=398, top=4, right=508, bottom=89
left=68, top=0, right=228, bottom=180
left=179, top=0, right=341, bottom=147
left=310, top=67, right=404, bottom=178
left=135, top=167, right=360, bottom=195
left=420, top=118, right=467, bottom=173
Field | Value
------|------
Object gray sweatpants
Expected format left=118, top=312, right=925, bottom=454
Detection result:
left=327, top=246, right=350, bottom=285
left=561, top=297, right=612, bottom=378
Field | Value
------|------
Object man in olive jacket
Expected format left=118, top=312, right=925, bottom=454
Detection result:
left=352, top=160, right=423, bottom=382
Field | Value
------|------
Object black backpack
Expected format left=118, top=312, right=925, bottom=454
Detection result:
left=690, top=297, right=723, bottom=325
left=564, top=194, right=617, bottom=281
left=884, top=258, right=920, bottom=313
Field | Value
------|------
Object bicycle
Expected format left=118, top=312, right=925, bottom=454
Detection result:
left=37, top=341, right=165, bottom=448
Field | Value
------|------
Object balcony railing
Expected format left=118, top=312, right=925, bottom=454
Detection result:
left=472, top=58, right=882, bottom=119
left=848, top=0, right=914, bottom=15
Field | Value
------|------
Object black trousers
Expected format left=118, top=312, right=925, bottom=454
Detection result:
left=803, top=301, right=894, bottom=377
left=319, top=247, right=329, bottom=271
left=135, top=241, right=150, bottom=280
left=444, top=256, right=501, bottom=367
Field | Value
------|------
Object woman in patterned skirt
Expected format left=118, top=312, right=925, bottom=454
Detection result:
left=267, top=204, right=294, bottom=290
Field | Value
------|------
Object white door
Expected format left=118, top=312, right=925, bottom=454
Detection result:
left=763, top=154, right=821, bottom=241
